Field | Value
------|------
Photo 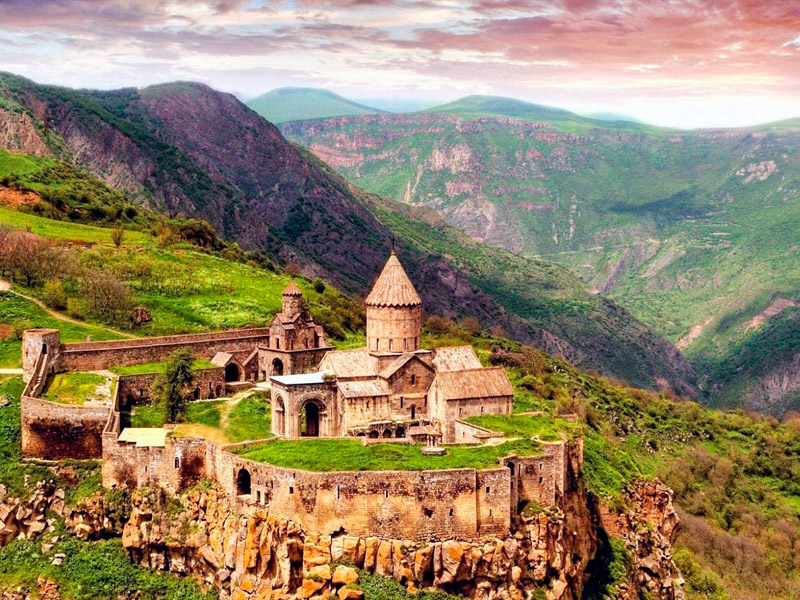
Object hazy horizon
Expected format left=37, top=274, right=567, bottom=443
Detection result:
left=1, top=0, right=798, bottom=129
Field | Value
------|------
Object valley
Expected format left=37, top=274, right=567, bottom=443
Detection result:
left=278, top=96, right=800, bottom=414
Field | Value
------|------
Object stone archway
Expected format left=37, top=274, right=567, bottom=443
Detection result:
left=272, top=358, right=284, bottom=376
left=236, top=468, right=251, bottom=497
left=225, top=363, right=242, bottom=382
left=300, top=400, right=323, bottom=437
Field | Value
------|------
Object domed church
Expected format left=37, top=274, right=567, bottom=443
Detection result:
left=270, top=250, right=513, bottom=443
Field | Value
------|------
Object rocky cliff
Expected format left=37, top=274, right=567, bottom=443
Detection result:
left=0, top=475, right=684, bottom=600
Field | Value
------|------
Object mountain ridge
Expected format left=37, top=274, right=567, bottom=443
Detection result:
left=246, top=87, right=383, bottom=123
left=0, top=71, right=697, bottom=395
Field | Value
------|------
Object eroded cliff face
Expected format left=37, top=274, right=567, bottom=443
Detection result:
left=119, top=486, right=595, bottom=600
left=0, top=475, right=684, bottom=600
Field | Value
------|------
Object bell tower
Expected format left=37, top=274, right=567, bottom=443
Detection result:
left=282, top=282, right=303, bottom=319
left=365, top=250, right=422, bottom=355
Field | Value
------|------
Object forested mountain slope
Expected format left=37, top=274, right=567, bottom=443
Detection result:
left=0, top=73, right=696, bottom=394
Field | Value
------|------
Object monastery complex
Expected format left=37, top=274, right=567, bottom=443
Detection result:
left=18, top=251, right=583, bottom=541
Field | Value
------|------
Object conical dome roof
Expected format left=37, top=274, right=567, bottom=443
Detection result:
left=282, top=281, right=303, bottom=296
left=365, top=251, right=421, bottom=307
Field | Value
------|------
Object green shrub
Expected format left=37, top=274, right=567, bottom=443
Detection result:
left=42, top=279, right=67, bottom=310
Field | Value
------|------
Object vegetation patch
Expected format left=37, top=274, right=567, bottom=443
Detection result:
left=110, top=358, right=214, bottom=376
left=41, top=372, right=107, bottom=405
left=236, top=437, right=541, bottom=472
left=0, top=535, right=215, bottom=600
left=464, top=414, right=576, bottom=441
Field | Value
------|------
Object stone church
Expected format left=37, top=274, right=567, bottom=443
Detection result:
left=271, top=250, right=514, bottom=443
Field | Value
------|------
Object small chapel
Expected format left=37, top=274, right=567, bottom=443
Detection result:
left=270, top=250, right=514, bottom=443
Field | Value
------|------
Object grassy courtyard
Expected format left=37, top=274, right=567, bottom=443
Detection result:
left=110, top=358, right=215, bottom=376
left=235, top=436, right=542, bottom=472
left=41, top=372, right=109, bottom=405
left=129, top=394, right=271, bottom=444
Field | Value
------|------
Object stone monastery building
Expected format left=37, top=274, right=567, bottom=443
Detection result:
left=18, top=251, right=580, bottom=541
left=271, top=250, right=513, bottom=442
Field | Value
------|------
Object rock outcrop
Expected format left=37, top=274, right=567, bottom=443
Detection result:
left=119, top=486, right=597, bottom=600
left=597, top=481, right=685, bottom=600
left=0, top=476, right=685, bottom=600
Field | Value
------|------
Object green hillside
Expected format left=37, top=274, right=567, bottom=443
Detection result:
left=280, top=106, right=800, bottom=413
left=0, top=73, right=697, bottom=394
left=426, top=94, right=664, bottom=133
left=246, top=87, right=382, bottom=123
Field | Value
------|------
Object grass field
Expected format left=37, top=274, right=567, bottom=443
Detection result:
left=0, top=208, right=361, bottom=340
left=130, top=395, right=271, bottom=444
left=0, top=207, right=152, bottom=246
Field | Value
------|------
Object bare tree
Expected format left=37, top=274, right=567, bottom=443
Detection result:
left=81, top=268, right=134, bottom=325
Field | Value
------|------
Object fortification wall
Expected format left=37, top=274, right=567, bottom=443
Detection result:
left=57, top=328, right=271, bottom=372
left=21, top=396, right=110, bottom=459
left=214, top=450, right=496, bottom=541
left=117, top=368, right=226, bottom=407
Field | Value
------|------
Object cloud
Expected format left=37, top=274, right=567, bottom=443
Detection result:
left=0, top=0, right=798, bottom=127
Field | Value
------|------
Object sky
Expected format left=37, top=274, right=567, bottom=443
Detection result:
left=0, top=0, right=798, bottom=129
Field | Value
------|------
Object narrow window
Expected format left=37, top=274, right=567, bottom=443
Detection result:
left=403, top=338, right=407, bottom=350
left=489, top=509, right=493, bottom=517
left=449, top=508, right=453, bottom=517
left=290, top=340, right=294, bottom=350
left=485, top=486, right=490, bottom=494
left=276, top=338, right=280, bottom=349
left=335, top=486, right=340, bottom=500
left=481, top=406, right=485, bottom=413
left=289, top=486, right=294, bottom=494
left=144, top=465, right=148, bottom=473
left=411, top=374, right=416, bottom=386
left=389, top=339, right=394, bottom=352
left=539, top=477, right=543, bottom=484
left=539, top=462, right=543, bottom=470
left=400, top=397, right=404, bottom=408
left=384, top=490, right=389, bottom=499
left=174, top=456, right=180, bottom=469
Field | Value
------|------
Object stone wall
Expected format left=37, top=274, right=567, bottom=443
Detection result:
left=57, top=328, right=271, bottom=372
left=101, top=426, right=581, bottom=541
left=21, top=396, right=110, bottom=460
left=117, top=368, right=226, bottom=407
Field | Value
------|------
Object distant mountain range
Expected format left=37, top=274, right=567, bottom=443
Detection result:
left=0, top=72, right=697, bottom=394
left=246, top=87, right=383, bottom=123
left=278, top=93, right=800, bottom=415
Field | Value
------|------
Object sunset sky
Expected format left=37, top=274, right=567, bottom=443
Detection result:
left=0, top=0, right=798, bottom=128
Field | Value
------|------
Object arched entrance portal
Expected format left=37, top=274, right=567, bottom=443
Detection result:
left=301, top=401, right=321, bottom=437
left=272, top=358, right=284, bottom=376
left=225, top=363, right=241, bottom=382
left=236, top=468, right=251, bottom=497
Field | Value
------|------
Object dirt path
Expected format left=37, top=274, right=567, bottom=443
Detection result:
left=0, top=279, right=138, bottom=340
left=218, top=389, right=255, bottom=431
